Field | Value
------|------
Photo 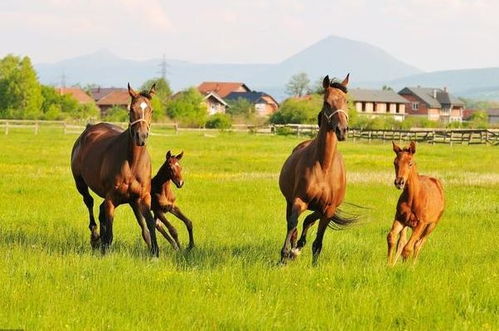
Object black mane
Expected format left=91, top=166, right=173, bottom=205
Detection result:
left=330, top=82, right=347, bottom=93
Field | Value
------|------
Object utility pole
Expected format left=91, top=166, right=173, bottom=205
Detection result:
left=158, top=54, right=169, bottom=80
left=60, top=69, right=67, bottom=88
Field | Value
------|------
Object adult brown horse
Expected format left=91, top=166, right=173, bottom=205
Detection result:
left=151, top=150, right=194, bottom=250
left=279, top=74, right=356, bottom=264
left=387, top=142, right=444, bottom=265
left=71, top=83, right=159, bottom=256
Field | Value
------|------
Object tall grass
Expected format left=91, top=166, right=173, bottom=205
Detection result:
left=0, top=129, right=497, bottom=329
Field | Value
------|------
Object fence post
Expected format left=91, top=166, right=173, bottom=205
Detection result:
left=5, top=121, right=8, bottom=135
left=174, top=123, right=178, bottom=135
left=35, top=120, right=39, bottom=135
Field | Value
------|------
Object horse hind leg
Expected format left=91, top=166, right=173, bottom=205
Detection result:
left=311, top=216, right=329, bottom=266
left=74, top=176, right=99, bottom=248
left=296, top=211, right=320, bottom=251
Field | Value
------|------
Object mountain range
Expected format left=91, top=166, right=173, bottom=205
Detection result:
left=35, top=35, right=499, bottom=101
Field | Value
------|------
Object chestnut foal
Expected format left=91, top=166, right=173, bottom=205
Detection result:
left=387, top=142, right=444, bottom=265
left=151, top=151, right=194, bottom=250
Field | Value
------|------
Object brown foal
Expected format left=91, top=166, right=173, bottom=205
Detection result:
left=387, top=142, right=445, bottom=265
left=151, top=151, right=194, bottom=250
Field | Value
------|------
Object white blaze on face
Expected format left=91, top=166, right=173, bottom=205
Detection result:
left=139, top=101, right=148, bottom=119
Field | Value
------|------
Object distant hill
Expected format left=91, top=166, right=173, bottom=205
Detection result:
left=35, top=35, right=421, bottom=96
left=381, top=68, right=499, bottom=100
left=34, top=36, right=499, bottom=102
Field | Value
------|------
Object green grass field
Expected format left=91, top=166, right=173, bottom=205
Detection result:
left=0, top=129, right=497, bottom=330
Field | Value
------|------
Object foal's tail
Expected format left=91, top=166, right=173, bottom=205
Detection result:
left=328, top=202, right=369, bottom=230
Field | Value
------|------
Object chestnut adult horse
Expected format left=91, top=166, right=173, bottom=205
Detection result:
left=279, top=74, right=356, bottom=264
left=387, top=142, right=444, bottom=265
left=71, top=84, right=159, bottom=256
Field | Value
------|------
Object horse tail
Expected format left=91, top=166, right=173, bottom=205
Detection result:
left=328, top=202, right=369, bottom=230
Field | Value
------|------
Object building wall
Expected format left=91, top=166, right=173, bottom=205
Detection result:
left=204, top=99, right=226, bottom=115
left=427, top=108, right=440, bottom=121
left=399, top=93, right=430, bottom=116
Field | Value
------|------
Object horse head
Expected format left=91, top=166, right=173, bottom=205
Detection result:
left=392, top=141, right=416, bottom=189
left=320, top=74, right=350, bottom=141
left=128, top=83, right=155, bottom=146
left=164, top=150, right=184, bottom=188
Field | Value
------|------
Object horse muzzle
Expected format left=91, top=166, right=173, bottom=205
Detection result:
left=335, top=126, right=348, bottom=141
left=174, top=179, right=184, bottom=189
left=394, top=178, right=405, bottom=190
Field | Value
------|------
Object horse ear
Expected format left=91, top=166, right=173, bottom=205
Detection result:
left=166, top=150, right=172, bottom=159
left=128, top=83, right=139, bottom=98
left=322, top=75, right=330, bottom=89
left=341, top=73, right=350, bottom=87
left=409, top=141, right=416, bottom=154
left=176, top=151, right=184, bottom=160
left=392, top=141, right=402, bottom=154
left=148, top=83, right=156, bottom=98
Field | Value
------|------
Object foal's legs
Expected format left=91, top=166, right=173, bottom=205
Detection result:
left=281, top=200, right=305, bottom=262
left=387, top=220, right=405, bottom=265
left=170, top=206, right=195, bottom=249
left=74, top=176, right=99, bottom=248
left=296, top=211, right=321, bottom=250
left=393, top=226, right=408, bottom=265
left=413, top=223, right=436, bottom=262
left=311, top=216, right=330, bottom=265
left=401, top=222, right=426, bottom=261
left=155, top=212, right=180, bottom=250
left=99, top=199, right=115, bottom=254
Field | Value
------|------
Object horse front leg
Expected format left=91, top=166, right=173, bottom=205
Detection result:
left=280, top=200, right=305, bottom=263
left=99, top=199, right=115, bottom=254
left=130, top=199, right=159, bottom=257
left=402, top=222, right=426, bottom=261
left=170, top=206, right=195, bottom=249
left=387, top=220, right=405, bottom=266
left=155, top=211, right=180, bottom=250
left=139, top=195, right=159, bottom=257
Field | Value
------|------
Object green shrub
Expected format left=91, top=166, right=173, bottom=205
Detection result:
left=205, top=113, right=232, bottom=130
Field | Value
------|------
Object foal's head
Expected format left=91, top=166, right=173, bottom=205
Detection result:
left=128, top=83, right=156, bottom=146
left=320, top=74, right=350, bottom=141
left=161, top=151, right=184, bottom=188
left=392, top=141, right=416, bottom=190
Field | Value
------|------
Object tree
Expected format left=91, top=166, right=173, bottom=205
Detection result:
left=0, top=55, right=43, bottom=119
left=285, top=72, right=310, bottom=97
left=226, top=97, right=254, bottom=117
left=166, top=87, right=207, bottom=127
left=382, top=85, right=394, bottom=91
left=270, top=94, right=322, bottom=124
left=141, top=77, right=172, bottom=120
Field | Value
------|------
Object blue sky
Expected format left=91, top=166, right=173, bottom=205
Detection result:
left=0, top=0, right=497, bottom=71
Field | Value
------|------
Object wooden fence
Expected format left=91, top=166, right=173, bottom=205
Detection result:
left=1, top=119, right=498, bottom=145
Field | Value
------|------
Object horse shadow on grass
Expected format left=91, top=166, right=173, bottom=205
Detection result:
left=0, top=227, right=278, bottom=270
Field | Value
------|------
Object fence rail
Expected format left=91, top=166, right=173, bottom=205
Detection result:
left=1, top=119, right=498, bottom=145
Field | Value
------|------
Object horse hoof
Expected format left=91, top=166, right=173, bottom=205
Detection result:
left=90, top=236, right=101, bottom=250
left=290, top=248, right=301, bottom=258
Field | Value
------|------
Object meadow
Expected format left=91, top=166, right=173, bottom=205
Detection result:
left=0, top=129, right=497, bottom=330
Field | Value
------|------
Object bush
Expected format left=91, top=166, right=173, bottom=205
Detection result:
left=205, top=113, right=232, bottom=130
left=103, top=106, right=128, bottom=122
left=270, top=94, right=322, bottom=124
